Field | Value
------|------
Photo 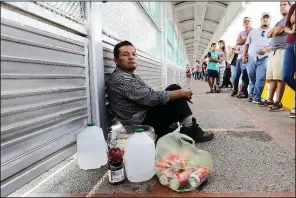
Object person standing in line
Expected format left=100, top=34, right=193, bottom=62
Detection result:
left=216, top=40, right=228, bottom=88
left=191, top=67, right=195, bottom=79
left=242, top=12, right=272, bottom=104
left=201, top=58, right=208, bottom=82
left=231, top=17, right=253, bottom=98
left=197, top=61, right=203, bottom=80
left=228, top=45, right=240, bottom=90
left=193, top=60, right=199, bottom=80
left=260, top=2, right=291, bottom=111
left=206, top=43, right=222, bottom=93
left=186, top=65, right=191, bottom=78
left=283, top=2, right=295, bottom=118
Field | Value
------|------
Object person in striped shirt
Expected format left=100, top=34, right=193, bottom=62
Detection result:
left=106, top=41, right=214, bottom=142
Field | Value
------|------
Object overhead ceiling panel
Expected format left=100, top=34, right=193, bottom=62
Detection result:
left=176, top=7, right=194, bottom=23
left=205, top=7, right=224, bottom=23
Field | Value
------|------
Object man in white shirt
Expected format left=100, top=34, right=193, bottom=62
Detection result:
left=243, top=12, right=272, bottom=103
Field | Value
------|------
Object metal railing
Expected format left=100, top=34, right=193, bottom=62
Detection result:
left=34, top=1, right=86, bottom=25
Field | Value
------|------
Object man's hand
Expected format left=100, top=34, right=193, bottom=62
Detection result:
left=242, top=55, right=248, bottom=64
left=292, top=24, right=296, bottom=34
left=183, top=88, right=193, bottom=101
left=258, top=48, right=267, bottom=55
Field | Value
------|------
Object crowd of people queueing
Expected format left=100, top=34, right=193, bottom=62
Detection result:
left=187, top=2, right=295, bottom=118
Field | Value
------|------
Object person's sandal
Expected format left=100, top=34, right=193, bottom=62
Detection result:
left=206, top=90, right=214, bottom=94
left=268, top=102, right=284, bottom=112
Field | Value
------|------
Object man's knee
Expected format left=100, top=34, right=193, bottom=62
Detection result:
left=165, top=84, right=182, bottom=91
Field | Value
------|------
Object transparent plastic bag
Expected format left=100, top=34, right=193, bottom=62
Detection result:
left=155, top=127, right=212, bottom=192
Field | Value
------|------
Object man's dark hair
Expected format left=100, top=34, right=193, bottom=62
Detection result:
left=243, top=16, right=251, bottom=21
left=281, top=1, right=292, bottom=5
left=113, top=41, right=135, bottom=58
left=211, top=43, right=216, bottom=47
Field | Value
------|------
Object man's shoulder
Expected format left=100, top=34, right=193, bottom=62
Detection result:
left=277, top=16, right=287, bottom=26
left=239, top=30, right=245, bottom=35
left=109, top=69, right=135, bottom=82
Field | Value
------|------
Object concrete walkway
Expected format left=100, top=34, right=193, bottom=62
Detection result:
left=9, top=79, right=295, bottom=197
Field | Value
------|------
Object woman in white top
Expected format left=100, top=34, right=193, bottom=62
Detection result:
left=216, top=40, right=228, bottom=86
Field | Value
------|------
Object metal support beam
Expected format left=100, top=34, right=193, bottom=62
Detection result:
left=179, top=19, right=194, bottom=27
left=207, top=1, right=227, bottom=10
left=174, top=2, right=196, bottom=11
left=204, top=19, right=219, bottom=26
left=182, top=30, right=194, bottom=37
left=200, top=37, right=210, bottom=42
left=181, top=30, right=194, bottom=34
left=202, top=30, right=214, bottom=35
left=174, top=1, right=226, bottom=12
left=184, top=37, right=194, bottom=41
left=194, top=3, right=207, bottom=60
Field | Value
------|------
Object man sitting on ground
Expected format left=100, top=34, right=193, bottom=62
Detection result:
left=106, top=41, right=214, bottom=142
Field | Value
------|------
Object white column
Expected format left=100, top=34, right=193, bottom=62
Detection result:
left=161, top=2, right=168, bottom=89
left=86, top=2, right=108, bottom=136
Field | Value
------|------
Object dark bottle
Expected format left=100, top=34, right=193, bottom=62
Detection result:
left=107, top=139, right=125, bottom=185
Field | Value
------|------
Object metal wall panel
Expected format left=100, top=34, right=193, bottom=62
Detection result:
left=1, top=15, right=89, bottom=196
left=102, top=34, right=162, bottom=91
left=167, top=66, right=175, bottom=85
left=176, top=69, right=181, bottom=84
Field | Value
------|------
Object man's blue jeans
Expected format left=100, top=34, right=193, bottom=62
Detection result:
left=282, top=43, right=296, bottom=91
left=233, top=59, right=249, bottom=96
left=246, top=56, right=268, bottom=101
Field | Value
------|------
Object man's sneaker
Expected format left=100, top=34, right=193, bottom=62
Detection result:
left=248, top=98, right=253, bottom=102
left=290, top=108, right=295, bottom=118
left=258, top=100, right=274, bottom=107
left=268, top=102, right=284, bottom=112
left=252, top=99, right=260, bottom=104
left=180, top=118, right=214, bottom=143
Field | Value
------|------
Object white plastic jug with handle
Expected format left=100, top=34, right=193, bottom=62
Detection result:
left=124, top=128, right=156, bottom=182
left=77, top=122, right=108, bottom=170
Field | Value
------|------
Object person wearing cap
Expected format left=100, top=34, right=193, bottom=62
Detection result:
left=231, top=17, right=253, bottom=98
left=283, top=2, right=296, bottom=118
left=242, top=12, right=272, bottom=104
left=259, top=2, right=292, bottom=111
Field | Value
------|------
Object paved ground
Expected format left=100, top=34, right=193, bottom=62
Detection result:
left=9, top=79, right=295, bottom=197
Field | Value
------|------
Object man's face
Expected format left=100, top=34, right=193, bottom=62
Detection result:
left=243, top=18, right=252, bottom=29
left=261, top=15, right=271, bottom=27
left=114, top=45, right=137, bottom=71
left=280, top=2, right=290, bottom=15
left=211, top=45, right=216, bottom=51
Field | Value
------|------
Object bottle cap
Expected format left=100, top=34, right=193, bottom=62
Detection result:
left=87, top=122, right=95, bottom=126
left=135, top=128, right=144, bottom=133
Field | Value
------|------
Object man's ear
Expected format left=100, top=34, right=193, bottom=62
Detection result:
left=113, top=57, right=118, bottom=65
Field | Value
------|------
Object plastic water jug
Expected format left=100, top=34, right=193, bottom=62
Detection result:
left=77, top=122, right=108, bottom=170
left=124, top=128, right=156, bottom=182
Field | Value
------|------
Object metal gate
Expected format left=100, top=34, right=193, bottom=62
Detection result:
left=1, top=2, right=90, bottom=196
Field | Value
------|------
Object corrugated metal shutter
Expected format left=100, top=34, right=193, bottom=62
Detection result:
left=102, top=34, right=162, bottom=90
left=176, top=69, right=181, bottom=84
left=167, top=66, right=175, bottom=85
left=1, top=16, right=90, bottom=196
left=181, top=70, right=186, bottom=84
